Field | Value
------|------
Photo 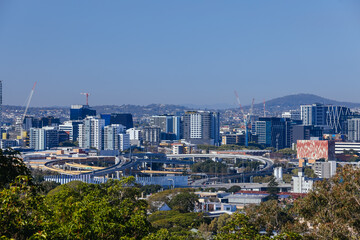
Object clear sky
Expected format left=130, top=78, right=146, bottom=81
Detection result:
left=1, top=0, right=360, bottom=107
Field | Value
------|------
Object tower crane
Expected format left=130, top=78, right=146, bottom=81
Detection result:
left=263, top=99, right=266, bottom=117
left=234, top=90, right=248, bottom=147
left=20, top=82, right=37, bottom=145
left=250, top=98, right=255, bottom=116
left=81, top=92, right=90, bottom=105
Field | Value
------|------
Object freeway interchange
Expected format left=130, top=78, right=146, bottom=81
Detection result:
left=43, top=153, right=274, bottom=184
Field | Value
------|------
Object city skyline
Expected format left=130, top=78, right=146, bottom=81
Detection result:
left=1, top=1, right=360, bottom=107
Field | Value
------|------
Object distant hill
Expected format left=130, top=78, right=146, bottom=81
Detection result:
left=182, top=103, right=235, bottom=110
left=4, top=94, right=360, bottom=123
left=2, top=104, right=189, bottom=124
left=91, top=104, right=188, bottom=116
left=242, top=94, right=360, bottom=115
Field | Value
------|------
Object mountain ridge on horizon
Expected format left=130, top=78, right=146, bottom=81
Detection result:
left=3, top=93, right=360, bottom=111
left=250, top=93, right=360, bottom=110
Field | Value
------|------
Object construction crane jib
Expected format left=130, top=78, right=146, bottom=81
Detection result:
left=20, top=82, right=37, bottom=143
left=81, top=92, right=90, bottom=105
left=234, top=90, right=249, bottom=147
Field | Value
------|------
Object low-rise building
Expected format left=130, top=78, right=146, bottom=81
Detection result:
left=335, top=142, right=360, bottom=154
left=297, top=140, right=336, bottom=167
left=292, top=169, right=315, bottom=193
left=222, top=193, right=268, bottom=207
left=312, top=161, right=337, bottom=178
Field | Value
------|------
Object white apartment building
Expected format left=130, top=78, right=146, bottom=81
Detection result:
left=78, top=116, right=105, bottom=150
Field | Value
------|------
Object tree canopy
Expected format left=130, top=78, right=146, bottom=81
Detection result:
left=1, top=176, right=152, bottom=240
left=0, top=148, right=32, bottom=188
left=3, top=148, right=360, bottom=239
left=294, top=165, right=360, bottom=239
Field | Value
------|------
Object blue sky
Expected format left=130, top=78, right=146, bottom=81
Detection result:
left=1, top=1, right=360, bottom=107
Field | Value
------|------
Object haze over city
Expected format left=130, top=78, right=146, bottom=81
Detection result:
left=1, top=1, right=360, bottom=107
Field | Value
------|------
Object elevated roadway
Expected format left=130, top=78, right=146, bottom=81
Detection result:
left=80, top=156, right=194, bottom=176
left=168, top=154, right=273, bottom=171
left=43, top=153, right=274, bottom=184
left=65, top=162, right=105, bottom=170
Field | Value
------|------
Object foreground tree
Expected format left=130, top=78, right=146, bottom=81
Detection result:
left=294, top=165, right=360, bottom=239
left=1, top=176, right=153, bottom=240
left=0, top=176, right=46, bottom=239
left=147, top=188, right=195, bottom=212
left=215, top=213, right=264, bottom=240
left=148, top=210, right=206, bottom=238
left=0, top=148, right=32, bottom=188
left=216, top=212, right=302, bottom=240
left=168, top=192, right=199, bottom=213
left=245, top=200, right=294, bottom=236
left=267, top=176, right=279, bottom=200
left=45, top=177, right=152, bottom=239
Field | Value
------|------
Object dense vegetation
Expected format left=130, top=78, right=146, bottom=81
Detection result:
left=197, top=143, right=264, bottom=151
left=191, top=160, right=228, bottom=174
left=2, top=149, right=360, bottom=239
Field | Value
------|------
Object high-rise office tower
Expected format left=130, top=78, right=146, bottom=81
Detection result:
left=326, top=106, right=352, bottom=133
left=182, top=111, right=220, bottom=145
left=59, top=121, right=82, bottom=141
left=150, top=115, right=181, bottom=140
left=101, top=113, right=134, bottom=129
left=255, top=117, right=291, bottom=150
left=291, top=125, right=323, bottom=144
left=301, top=104, right=327, bottom=126
left=142, top=126, right=161, bottom=145
left=39, top=116, right=60, bottom=127
left=119, top=133, right=130, bottom=151
left=103, top=124, right=126, bottom=150
left=255, top=120, right=272, bottom=147
left=301, top=103, right=352, bottom=133
left=282, top=110, right=301, bottom=121
left=29, top=127, right=59, bottom=151
left=348, top=118, right=360, bottom=141
left=78, top=116, right=105, bottom=150
left=70, top=105, right=96, bottom=120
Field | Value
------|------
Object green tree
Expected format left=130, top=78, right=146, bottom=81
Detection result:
left=191, top=160, right=228, bottom=174
left=148, top=210, right=206, bottom=237
left=208, top=213, right=231, bottom=234
left=38, top=181, right=60, bottom=195
left=292, top=167, right=317, bottom=178
left=276, top=148, right=296, bottom=156
left=141, top=184, right=162, bottom=195
left=44, top=177, right=152, bottom=239
left=1, top=176, right=155, bottom=240
left=147, top=188, right=195, bottom=212
left=215, top=212, right=264, bottom=240
left=143, top=229, right=179, bottom=240
left=0, top=176, right=47, bottom=239
left=168, top=192, right=199, bottom=213
left=227, top=185, right=241, bottom=193
left=293, top=165, right=360, bottom=239
left=253, top=175, right=273, bottom=183
left=267, top=176, right=279, bottom=200
left=215, top=212, right=302, bottom=240
left=245, top=200, right=294, bottom=236
left=0, top=148, right=32, bottom=188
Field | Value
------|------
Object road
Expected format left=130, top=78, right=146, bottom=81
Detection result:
left=43, top=153, right=274, bottom=184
